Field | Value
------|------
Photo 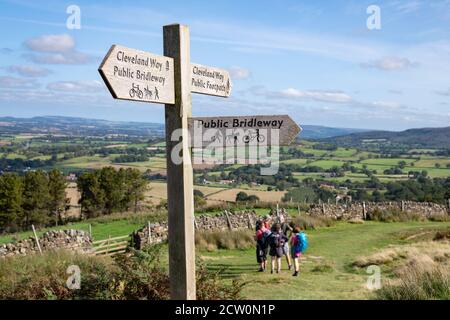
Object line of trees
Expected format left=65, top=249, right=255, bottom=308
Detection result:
left=0, top=170, right=67, bottom=233
left=77, top=167, right=147, bottom=218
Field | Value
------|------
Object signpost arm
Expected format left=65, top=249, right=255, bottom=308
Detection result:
left=163, top=24, right=196, bottom=300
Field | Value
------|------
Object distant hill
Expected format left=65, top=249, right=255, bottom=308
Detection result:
left=0, top=116, right=165, bottom=137
left=321, top=127, right=450, bottom=149
left=0, top=116, right=367, bottom=140
left=299, top=125, right=369, bottom=139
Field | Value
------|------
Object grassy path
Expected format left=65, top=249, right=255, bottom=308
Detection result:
left=201, top=221, right=450, bottom=299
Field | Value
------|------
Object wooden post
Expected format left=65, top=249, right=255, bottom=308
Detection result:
left=147, top=221, right=152, bottom=245
left=247, top=213, right=253, bottom=230
left=322, top=203, right=326, bottom=215
left=224, top=210, right=233, bottom=231
left=276, top=203, right=280, bottom=217
left=362, top=201, right=367, bottom=220
left=31, top=224, right=42, bottom=255
left=89, top=224, right=92, bottom=238
left=401, top=201, right=405, bottom=212
left=297, top=204, right=301, bottom=216
left=163, top=24, right=196, bottom=300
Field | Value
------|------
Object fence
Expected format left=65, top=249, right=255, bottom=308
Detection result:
left=92, top=235, right=130, bottom=256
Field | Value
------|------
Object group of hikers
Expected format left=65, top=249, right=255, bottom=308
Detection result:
left=255, top=214, right=308, bottom=276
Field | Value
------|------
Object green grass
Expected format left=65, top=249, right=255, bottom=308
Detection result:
left=307, top=159, right=346, bottom=169
left=201, top=221, right=450, bottom=299
left=404, top=166, right=450, bottom=178
left=328, top=147, right=358, bottom=158
left=0, top=213, right=165, bottom=244
left=361, top=158, right=418, bottom=166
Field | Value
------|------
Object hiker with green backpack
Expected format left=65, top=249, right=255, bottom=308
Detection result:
left=290, top=226, right=308, bottom=276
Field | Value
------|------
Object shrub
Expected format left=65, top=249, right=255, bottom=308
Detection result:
left=0, top=245, right=246, bottom=300
left=375, top=266, right=450, bottom=300
left=0, top=250, right=115, bottom=300
left=291, top=214, right=335, bottom=230
left=195, top=229, right=254, bottom=251
left=367, top=209, right=425, bottom=223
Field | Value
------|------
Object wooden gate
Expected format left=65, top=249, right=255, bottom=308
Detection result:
left=92, top=235, right=130, bottom=256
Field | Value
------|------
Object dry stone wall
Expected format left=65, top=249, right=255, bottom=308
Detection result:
left=133, top=210, right=259, bottom=249
left=308, top=201, right=448, bottom=220
left=0, top=229, right=92, bottom=258
left=2, top=201, right=448, bottom=255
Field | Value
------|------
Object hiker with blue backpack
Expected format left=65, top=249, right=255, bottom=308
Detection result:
left=290, top=226, right=308, bottom=276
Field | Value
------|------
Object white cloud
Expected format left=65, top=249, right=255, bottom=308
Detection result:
left=371, top=101, right=404, bottom=109
left=7, top=65, right=51, bottom=77
left=23, top=34, right=92, bottom=65
left=228, top=66, right=250, bottom=80
left=47, top=80, right=103, bottom=92
left=361, top=56, right=417, bottom=71
left=279, top=88, right=353, bottom=103
left=0, top=76, right=39, bottom=88
left=392, top=0, right=423, bottom=14
left=24, top=34, right=75, bottom=53
left=27, top=52, right=91, bottom=65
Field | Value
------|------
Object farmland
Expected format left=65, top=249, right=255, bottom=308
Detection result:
left=2, top=119, right=450, bottom=210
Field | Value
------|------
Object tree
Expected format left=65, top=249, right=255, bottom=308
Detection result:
left=22, top=170, right=51, bottom=229
left=78, top=171, right=105, bottom=218
left=99, top=167, right=124, bottom=214
left=236, top=191, right=249, bottom=202
left=0, top=173, right=23, bottom=232
left=122, top=168, right=147, bottom=213
left=48, top=169, right=68, bottom=226
left=194, top=189, right=206, bottom=208
left=283, top=186, right=317, bottom=203
left=398, top=161, right=407, bottom=169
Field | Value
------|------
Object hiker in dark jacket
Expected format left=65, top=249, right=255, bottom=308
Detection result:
left=268, top=223, right=288, bottom=274
left=255, top=220, right=269, bottom=272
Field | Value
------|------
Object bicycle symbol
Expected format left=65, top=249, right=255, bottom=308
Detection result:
left=129, top=83, right=143, bottom=99
left=243, top=129, right=265, bottom=144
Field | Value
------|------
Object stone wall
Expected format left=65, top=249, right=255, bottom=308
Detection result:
left=133, top=210, right=260, bottom=249
left=0, top=230, right=92, bottom=258
left=2, top=201, right=448, bottom=255
left=308, top=201, right=449, bottom=220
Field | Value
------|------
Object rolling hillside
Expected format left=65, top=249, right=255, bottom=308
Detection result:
left=321, top=127, right=450, bottom=149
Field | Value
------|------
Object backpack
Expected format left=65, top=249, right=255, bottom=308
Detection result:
left=296, top=232, right=308, bottom=253
left=270, top=232, right=285, bottom=248
left=261, top=229, right=272, bottom=248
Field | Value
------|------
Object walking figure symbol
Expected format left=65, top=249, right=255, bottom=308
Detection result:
left=155, top=87, right=159, bottom=100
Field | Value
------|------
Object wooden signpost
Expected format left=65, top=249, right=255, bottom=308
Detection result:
left=190, top=63, right=232, bottom=97
left=99, top=45, right=175, bottom=104
left=189, top=114, right=301, bottom=147
left=99, top=23, right=301, bottom=300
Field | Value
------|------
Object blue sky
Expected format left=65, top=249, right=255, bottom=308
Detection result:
left=0, top=0, right=449, bottom=130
